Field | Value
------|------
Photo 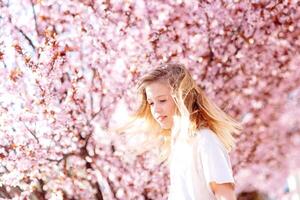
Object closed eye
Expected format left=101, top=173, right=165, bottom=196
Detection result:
left=148, top=100, right=166, bottom=106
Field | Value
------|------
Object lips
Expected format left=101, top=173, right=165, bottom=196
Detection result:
left=157, top=116, right=167, bottom=121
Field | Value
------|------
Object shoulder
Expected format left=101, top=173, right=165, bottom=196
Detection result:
left=195, top=128, right=226, bottom=152
left=196, top=128, right=218, bottom=144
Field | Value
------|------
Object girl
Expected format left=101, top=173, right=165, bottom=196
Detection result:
left=117, top=63, right=242, bottom=200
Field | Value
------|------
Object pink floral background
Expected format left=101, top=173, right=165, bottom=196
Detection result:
left=0, top=0, right=299, bottom=199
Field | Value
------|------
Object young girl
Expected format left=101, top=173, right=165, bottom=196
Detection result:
left=117, top=63, right=242, bottom=200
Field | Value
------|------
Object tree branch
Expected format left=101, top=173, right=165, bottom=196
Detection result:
left=14, top=26, right=36, bottom=50
left=30, top=0, right=40, bottom=36
left=23, top=122, right=39, bottom=143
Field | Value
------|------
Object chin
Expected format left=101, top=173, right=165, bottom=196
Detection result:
left=161, top=124, right=171, bottom=130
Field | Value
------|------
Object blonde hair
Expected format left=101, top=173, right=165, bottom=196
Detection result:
left=114, top=63, right=242, bottom=163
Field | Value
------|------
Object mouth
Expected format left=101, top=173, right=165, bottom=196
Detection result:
left=157, top=116, right=167, bottom=122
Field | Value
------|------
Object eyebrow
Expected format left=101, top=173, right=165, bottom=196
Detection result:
left=147, top=95, right=167, bottom=101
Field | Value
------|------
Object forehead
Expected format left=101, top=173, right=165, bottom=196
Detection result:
left=145, top=81, right=171, bottom=100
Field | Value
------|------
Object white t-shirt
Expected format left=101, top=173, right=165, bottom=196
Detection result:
left=168, top=128, right=235, bottom=200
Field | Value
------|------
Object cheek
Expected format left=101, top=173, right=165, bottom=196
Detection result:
left=168, top=102, right=176, bottom=115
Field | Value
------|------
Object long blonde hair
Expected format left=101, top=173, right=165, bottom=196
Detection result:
left=114, top=63, right=242, bottom=162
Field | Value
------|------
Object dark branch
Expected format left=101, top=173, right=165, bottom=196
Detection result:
left=1, top=61, right=7, bottom=68
left=15, top=26, right=36, bottom=50
left=23, top=122, right=39, bottom=142
left=30, top=0, right=39, bottom=36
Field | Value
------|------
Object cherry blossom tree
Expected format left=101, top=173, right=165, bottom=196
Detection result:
left=0, top=0, right=299, bottom=199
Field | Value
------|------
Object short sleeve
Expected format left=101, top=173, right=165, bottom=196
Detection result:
left=197, top=131, right=235, bottom=185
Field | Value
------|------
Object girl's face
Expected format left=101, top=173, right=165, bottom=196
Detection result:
left=145, top=81, right=177, bottom=129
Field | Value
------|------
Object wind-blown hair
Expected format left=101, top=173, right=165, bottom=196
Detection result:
left=115, top=63, right=242, bottom=162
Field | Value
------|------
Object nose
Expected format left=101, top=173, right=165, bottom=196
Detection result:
left=152, top=103, right=162, bottom=114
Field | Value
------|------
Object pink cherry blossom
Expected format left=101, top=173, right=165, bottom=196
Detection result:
left=0, top=0, right=299, bottom=199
